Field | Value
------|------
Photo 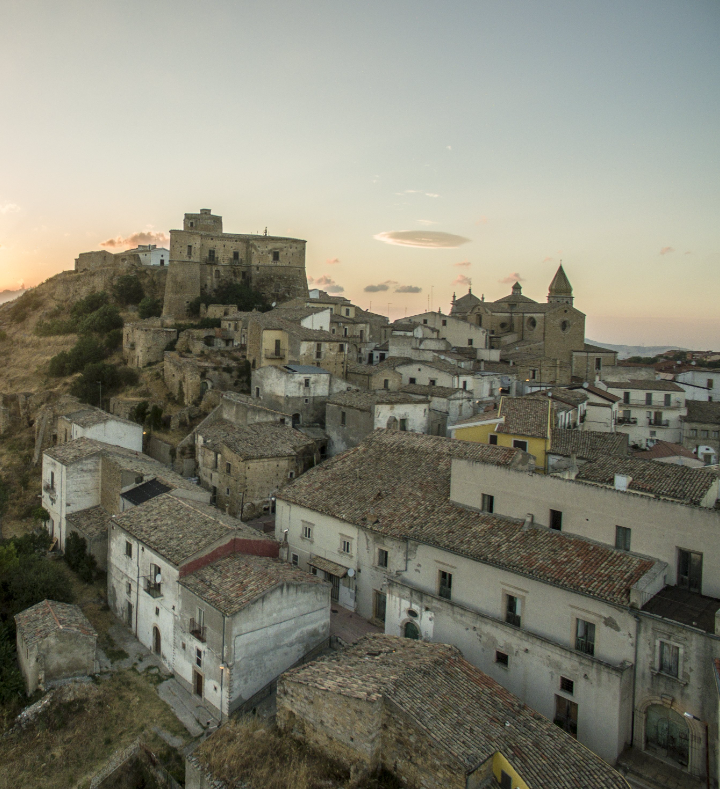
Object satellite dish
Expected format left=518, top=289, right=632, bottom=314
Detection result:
left=582, top=382, right=589, bottom=389
left=347, top=568, right=356, bottom=578
left=155, top=573, right=162, bottom=584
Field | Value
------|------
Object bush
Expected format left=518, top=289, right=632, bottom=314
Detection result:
left=113, top=275, right=144, bottom=306
left=64, top=532, right=97, bottom=583
left=32, top=507, right=50, bottom=523
left=48, top=335, right=108, bottom=376
left=71, top=291, right=109, bottom=318
left=34, top=319, right=76, bottom=336
left=69, top=363, right=139, bottom=405
left=147, top=405, right=163, bottom=431
left=138, top=296, right=163, bottom=319
left=78, top=304, right=123, bottom=335
left=130, top=401, right=149, bottom=424
left=208, top=283, right=270, bottom=313
left=105, top=328, right=123, bottom=351
left=8, top=291, right=43, bottom=323
left=48, top=350, right=71, bottom=377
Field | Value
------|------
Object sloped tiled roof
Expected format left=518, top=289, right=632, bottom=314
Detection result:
left=583, top=384, right=621, bottom=403
left=603, top=380, right=684, bottom=392
left=65, top=505, right=112, bottom=539
left=278, top=431, right=655, bottom=605
left=401, top=383, right=469, bottom=399
left=576, top=456, right=716, bottom=505
left=549, top=430, right=629, bottom=460
left=685, top=400, right=720, bottom=426
left=63, top=407, right=137, bottom=430
left=15, top=600, right=96, bottom=647
left=198, top=420, right=315, bottom=460
left=180, top=553, right=325, bottom=615
left=282, top=636, right=629, bottom=788
left=632, top=441, right=697, bottom=461
left=326, top=391, right=427, bottom=412
left=496, top=397, right=551, bottom=439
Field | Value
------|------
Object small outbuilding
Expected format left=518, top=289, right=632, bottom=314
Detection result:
left=15, top=600, right=97, bottom=693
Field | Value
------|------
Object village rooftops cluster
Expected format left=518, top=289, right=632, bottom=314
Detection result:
left=549, top=429, right=629, bottom=460
left=113, top=494, right=270, bottom=566
left=282, top=635, right=629, bottom=789
left=279, top=431, right=658, bottom=605
left=575, top=455, right=718, bottom=506
left=198, top=420, right=314, bottom=459
left=326, top=390, right=428, bottom=412
left=496, top=396, right=551, bottom=438
left=249, top=311, right=342, bottom=343
left=14, top=600, right=96, bottom=647
left=180, top=552, right=326, bottom=616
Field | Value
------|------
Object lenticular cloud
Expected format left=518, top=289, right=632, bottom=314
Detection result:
left=374, top=231, right=471, bottom=249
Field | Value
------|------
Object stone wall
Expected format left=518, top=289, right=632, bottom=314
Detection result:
left=124, top=323, right=177, bottom=368
left=75, top=250, right=115, bottom=271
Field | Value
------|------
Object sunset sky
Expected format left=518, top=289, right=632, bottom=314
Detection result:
left=1, top=1, right=718, bottom=347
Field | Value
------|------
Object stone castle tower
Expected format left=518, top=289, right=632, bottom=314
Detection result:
left=163, top=209, right=309, bottom=318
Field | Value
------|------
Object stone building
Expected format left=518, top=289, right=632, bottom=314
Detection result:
left=579, top=383, right=621, bottom=431
left=400, top=383, right=474, bottom=436
left=251, top=363, right=354, bottom=427
left=195, top=420, right=319, bottom=518
left=345, top=363, right=403, bottom=392
left=682, top=400, right=720, bottom=465
left=325, top=391, right=430, bottom=456
left=56, top=406, right=143, bottom=452
left=177, top=552, right=330, bottom=719
left=163, top=351, right=246, bottom=405
left=15, top=600, right=97, bottom=693
left=275, top=635, right=628, bottom=789
left=74, top=250, right=115, bottom=272
left=64, top=505, right=112, bottom=570
left=403, top=310, right=489, bottom=354
left=162, top=209, right=309, bottom=318
left=123, top=321, right=177, bottom=368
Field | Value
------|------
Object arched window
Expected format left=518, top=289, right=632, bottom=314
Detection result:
left=404, top=621, right=420, bottom=640
left=645, top=705, right=689, bottom=767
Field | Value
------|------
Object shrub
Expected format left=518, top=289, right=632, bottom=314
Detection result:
left=113, top=275, right=144, bottom=306
left=69, top=363, right=139, bottom=405
left=71, top=291, right=109, bottom=318
left=78, top=304, right=123, bottom=335
left=207, top=283, right=270, bottom=313
left=67, top=336, right=108, bottom=373
left=8, top=290, right=43, bottom=323
left=64, top=532, right=97, bottom=582
left=34, top=319, right=76, bottom=336
left=0, top=330, right=6, bottom=342
left=147, top=405, right=163, bottom=431
left=48, top=350, right=71, bottom=377
left=138, top=296, right=163, bottom=319
left=130, top=401, right=149, bottom=424
left=105, top=328, right=123, bottom=351
left=32, top=507, right=50, bottom=523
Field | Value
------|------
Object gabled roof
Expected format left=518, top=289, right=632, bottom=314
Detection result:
left=685, top=400, right=720, bottom=425
left=282, top=636, right=630, bottom=788
left=15, top=600, right=96, bottom=647
left=602, top=380, right=684, bottom=392
left=582, top=384, right=621, bottom=403
left=401, top=383, right=470, bottom=399
left=326, top=391, right=427, bottom=413
left=65, top=505, right=112, bottom=539
left=549, top=430, right=629, bottom=460
left=632, top=441, right=697, bottom=461
left=62, top=407, right=138, bottom=430
left=198, top=420, right=315, bottom=460
left=496, top=396, right=551, bottom=439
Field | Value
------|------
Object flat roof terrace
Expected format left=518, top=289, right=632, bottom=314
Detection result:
left=642, top=586, right=720, bottom=633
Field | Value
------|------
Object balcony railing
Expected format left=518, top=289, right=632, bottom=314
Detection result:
left=505, top=612, right=522, bottom=628
left=621, top=399, right=682, bottom=409
left=264, top=347, right=286, bottom=359
left=616, top=417, right=637, bottom=425
left=144, top=581, right=162, bottom=598
left=189, top=618, right=207, bottom=642
left=575, top=637, right=595, bottom=656
left=43, top=483, right=56, bottom=494
left=648, top=419, right=670, bottom=427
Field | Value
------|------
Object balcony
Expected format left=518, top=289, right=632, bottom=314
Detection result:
left=648, top=419, right=670, bottom=427
left=616, top=417, right=637, bottom=425
left=43, top=482, right=56, bottom=494
left=621, top=399, right=683, bottom=409
left=264, top=347, right=286, bottom=359
left=505, top=612, right=522, bottom=628
left=575, top=637, right=595, bottom=656
left=189, top=618, right=207, bottom=642
left=144, top=580, right=162, bottom=598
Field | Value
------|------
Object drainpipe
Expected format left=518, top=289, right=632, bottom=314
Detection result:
left=630, top=614, right=640, bottom=748
left=135, top=542, right=141, bottom=638
left=219, top=615, right=227, bottom=723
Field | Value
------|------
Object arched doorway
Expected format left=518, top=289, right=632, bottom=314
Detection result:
left=292, top=413, right=301, bottom=428
left=646, top=705, right=689, bottom=767
left=404, top=621, right=420, bottom=640
left=386, top=416, right=398, bottom=430
left=153, top=626, right=161, bottom=656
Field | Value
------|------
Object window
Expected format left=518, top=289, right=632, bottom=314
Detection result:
left=225, top=461, right=231, bottom=473
left=530, top=369, right=537, bottom=380
left=467, top=339, right=473, bottom=346
left=233, top=250, right=239, bottom=261
left=383, top=379, right=389, bottom=390
left=462, top=380, right=467, bottom=390
left=272, top=250, right=280, bottom=262
left=225, top=488, right=230, bottom=496
left=701, top=430, right=709, bottom=439
left=560, top=676, right=574, bottom=694
left=315, top=343, right=322, bottom=359
left=291, top=553, right=299, bottom=566
left=155, top=606, right=159, bottom=616
left=500, top=771, right=512, bottom=789
left=374, top=591, right=387, bottom=623
left=489, top=434, right=498, bottom=445
left=659, top=641, right=679, bottom=677
left=645, top=392, right=653, bottom=405
left=196, top=648, right=202, bottom=668
left=187, top=245, right=192, bottom=257
left=708, top=378, right=714, bottom=389
left=404, top=621, right=420, bottom=639
left=549, top=509, right=562, bottom=531
left=377, top=548, right=389, bottom=568
left=615, top=526, right=631, bottom=551
left=438, top=570, right=452, bottom=600
left=302, top=523, right=313, bottom=540
left=664, top=393, right=672, bottom=406
left=343, top=327, right=348, bottom=337
left=399, top=418, right=408, bottom=431
left=623, top=391, right=631, bottom=404
left=126, top=582, right=131, bottom=596
left=481, top=494, right=494, bottom=513
left=495, top=650, right=509, bottom=667
left=340, top=539, right=352, bottom=555
left=340, top=411, right=346, bottom=426
left=429, top=378, right=436, bottom=386
left=208, top=249, right=216, bottom=261
left=345, top=308, right=350, bottom=316
left=575, top=619, right=595, bottom=655
left=409, top=377, right=417, bottom=384
left=554, top=696, right=578, bottom=738
left=423, top=318, right=428, bottom=324
left=677, top=549, right=702, bottom=593
left=512, top=439, right=528, bottom=451
left=304, top=377, right=310, bottom=388
left=274, top=338, right=281, bottom=356
left=595, top=357, right=602, bottom=371
left=125, top=541, right=133, bottom=558
left=338, top=344, right=345, bottom=352
left=505, top=595, right=521, bottom=627
left=689, top=428, right=697, bottom=437
left=254, top=386, right=260, bottom=398
left=288, top=470, right=295, bottom=479
left=442, top=319, right=447, bottom=326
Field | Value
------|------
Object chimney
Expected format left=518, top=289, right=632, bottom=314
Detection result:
left=522, top=513, right=534, bottom=531
left=614, top=474, right=631, bottom=491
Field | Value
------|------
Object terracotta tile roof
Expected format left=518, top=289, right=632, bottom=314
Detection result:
left=248, top=312, right=344, bottom=343
left=401, top=383, right=469, bottom=399
left=278, top=431, right=653, bottom=605
left=326, top=391, right=427, bottom=412
left=583, top=384, right=621, bottom=403
left=575, top=456, right=717, bottom=505
left=580, top=343, right=616, bottom=354
left=603, top=380, right=684, bottom=392
left=15, top=600, right=96, bottom=647
left=113, top=494, right=270, bottom=566
left=282, top=635, right=629, bottom=788
left=632, top=441, right=697, bottom=461
left=496, top=397, right=551, bottom=439
left=180, top=553, right=325, bottom=615
left=549, top=430, right=629, bottom=460
left=65, top=505, right=112, bottom=539
left=198, top=420, right=315, bottom=460
left=685, top=400, right=720, bottom=425
left=396, top=357, right=464, bottom=375
left=370, top=356, right=415, bottom=370
left=308, top=555, right=350, bottom=577
left=63, top=407, right=137, bottom=429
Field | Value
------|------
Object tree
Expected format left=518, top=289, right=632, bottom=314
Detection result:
left=71, top=291, right=109, bottom=318
left=32, top=507, right=50, bottom=524
left=79, top=304, right=124, bottom=335
left=105, top=328, right=123, bottom=351
left=130, top=401, right=149, bottom=425
left=147, top=405, right=163, bottom=431
left=113, top=275, right=144, bottom=306
left=138, top=296, right=163, bottom=319
left=69, top=362, right=139, bottom=405
left=64, top=532, right=97, bottom=583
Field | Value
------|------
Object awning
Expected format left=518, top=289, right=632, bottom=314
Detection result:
left=309, top=555, right=350, bottom=578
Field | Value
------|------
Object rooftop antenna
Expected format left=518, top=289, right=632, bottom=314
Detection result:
left=264, top=227, right=267, bottom=236
left=431, top=285, right=434, bottom=311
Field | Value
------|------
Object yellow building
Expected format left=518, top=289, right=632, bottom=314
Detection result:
left=449, top=396, right=552, bottom=472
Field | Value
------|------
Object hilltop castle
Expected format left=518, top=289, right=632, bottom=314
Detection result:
left=162, top=209, right=309, bottom=318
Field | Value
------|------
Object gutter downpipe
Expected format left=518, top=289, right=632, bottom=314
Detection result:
left=219, top=615, right=227, bottom=723
left=631, top=613, right=640, bottom=749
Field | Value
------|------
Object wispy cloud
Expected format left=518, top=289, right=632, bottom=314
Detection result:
left=395, top=190, right=441, bottom=198
left=542, top=256, right=555, bottom=263
left=684, top=251, right=692, bottom=255
left=374, top=230, right=471, bottom=249
left=453, top=275, right=472, bottom=287
left=395, top=285, right=422, bottom=293
left=416, top=219, right=438, bottom=225
left=101, top=230, right=169, bottom=249
left=454, top=260, right=471, bottom=268
left=499, top=272, right=524, bottom=284
left=475, top=215, right=488, bottom=225
left=308, top=274, right=344, bottom=293
left=0, top=203, right=20, bottom=214
left=325, top=257, right=340, bottom=265
left=659, top=246, right=675, bottom=255
left=364, top=279, right=398, bottom=293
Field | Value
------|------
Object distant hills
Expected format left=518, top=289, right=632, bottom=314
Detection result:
left=588, top=340, right=688, bottom=360
left=0, top=288, right=26, bottom=305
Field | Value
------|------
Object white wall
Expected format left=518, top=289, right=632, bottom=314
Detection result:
left=373, top=402, right=429, bottom=433
left=74, top=419, right=143, bottom=452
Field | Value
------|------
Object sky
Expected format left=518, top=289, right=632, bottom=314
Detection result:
left=0, top=0, right=718, bottom=347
